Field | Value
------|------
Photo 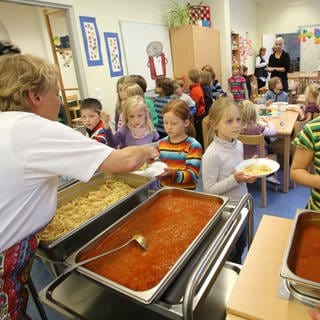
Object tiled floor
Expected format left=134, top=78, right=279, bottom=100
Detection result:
left=27, top=170, right=311, bottom=319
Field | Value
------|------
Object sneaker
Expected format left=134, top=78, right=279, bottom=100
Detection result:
left=266, top=175, right=280, bottom=185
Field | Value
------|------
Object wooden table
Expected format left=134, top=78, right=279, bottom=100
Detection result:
left=226, top=215, right=312, bottom=320
left=257, top=109, right=299, bottom=192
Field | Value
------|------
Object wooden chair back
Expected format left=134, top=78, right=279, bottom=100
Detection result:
left=238, top=134, right=268, bottom=208
left=202, top=116, right=213, bottom=151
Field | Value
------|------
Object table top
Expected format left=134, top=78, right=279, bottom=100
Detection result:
left=288, top=72, right=318, bottom=79
left=256, top=107, right=299, bottom=136
left=226, top=215, right=311, bottom=320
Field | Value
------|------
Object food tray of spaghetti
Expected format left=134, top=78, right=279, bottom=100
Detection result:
left=38, top=173, right=153, bottom=261
left=280, top=209, right=320, bottom=303
left=65, top=188, right=228, bottom=304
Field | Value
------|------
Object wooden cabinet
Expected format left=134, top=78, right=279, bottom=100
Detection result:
left=169, top=25, right=221, bottom=84
left=231, top=33, right=240, bottom=64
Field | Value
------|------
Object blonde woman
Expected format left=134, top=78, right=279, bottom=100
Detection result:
left=266, top=37, right=290, bottom=92
left=0, top=54, right=158, bottom=319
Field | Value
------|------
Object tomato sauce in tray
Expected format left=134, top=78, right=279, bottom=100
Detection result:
left=291, top=223, right=320, bottom=283
left=76, top=192, right=222, bottom=291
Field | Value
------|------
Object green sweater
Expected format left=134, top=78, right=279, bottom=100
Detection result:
left=145, top=97, right=158, bottom=126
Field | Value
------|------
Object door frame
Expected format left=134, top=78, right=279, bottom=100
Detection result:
left=3, top=0, right=88, bottom=99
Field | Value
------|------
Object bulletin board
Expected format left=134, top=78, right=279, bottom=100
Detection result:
left=299, top=27, right=320, bottom=72
left=119, top=20, right=173, bottom=91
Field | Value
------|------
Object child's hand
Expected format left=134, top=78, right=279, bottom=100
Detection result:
left=100, top=111, right=110, bottom=129
left=234, top=171, right=258, bottom=183
left=266, top=99, right=272, bottom=106
left=158, top=167, right=174, bottom=179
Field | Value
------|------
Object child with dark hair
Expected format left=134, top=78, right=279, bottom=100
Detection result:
left=154, top=77, right=175, bottom=138
left=80, top=98, right=114, bottom=146
left=241, top=65, right=252, bottom=100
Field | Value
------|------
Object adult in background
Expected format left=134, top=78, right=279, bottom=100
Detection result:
left=254, top=47, right=268, bottom=89
left=0, top=54, right=158, bottom=319
left=266, top=37, right=290, bottom=92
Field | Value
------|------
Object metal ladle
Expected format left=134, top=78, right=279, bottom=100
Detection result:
left=63, top=234, right=148, bottom=275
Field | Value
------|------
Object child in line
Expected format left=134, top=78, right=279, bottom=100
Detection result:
left=200, top=69, right=214, bottom=113
left=188, top=69, right=206, bottom=147
left=201, top=64, right=225, bottom=99
left=117, top=83, right=153, bottom=129
left=130, top=74, right=158, bottom=126
left=158, top=99, right=202, bottom=190
left=102, top=95, right=159, bottom=148
left=259, top=76, right=288, bottom=106
left=154, top=77, right=175, bottom=138
left=174, top=79, right=196, bottom=115
left=80, top=98, right=113, bottom=146
left=239, top=100, right=280, bottom=185
left=228, top=63, right=248, bottom=103
left=241, top=65, right=252, bottom=100
left=114, top=75, right=135, bottom=130
left=201, top=97, right=257, bottom=263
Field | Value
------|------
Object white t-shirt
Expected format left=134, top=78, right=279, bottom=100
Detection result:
left=0, top=112, right=113, bottom=251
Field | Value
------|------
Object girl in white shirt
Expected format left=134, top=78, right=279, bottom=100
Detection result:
left=201, top=97, right=257, bottom=263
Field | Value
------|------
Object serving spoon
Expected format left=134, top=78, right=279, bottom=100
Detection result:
left=63, top=234, right=148, bottom=275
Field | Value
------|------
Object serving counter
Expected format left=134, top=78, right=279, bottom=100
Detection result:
left=226, top=215, right=312, bottom=320
left=36, top=192, right=254, bottom=320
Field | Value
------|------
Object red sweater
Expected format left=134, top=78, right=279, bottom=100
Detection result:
left=189, top=83, right=205, bottom=117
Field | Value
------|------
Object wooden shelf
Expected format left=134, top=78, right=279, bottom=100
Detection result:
left=231, top=33, right=240, bottom=64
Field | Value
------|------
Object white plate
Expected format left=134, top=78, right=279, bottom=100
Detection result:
left=235, top=158, right=280, bottom=177
left=132, top=161, right=167, bottom=178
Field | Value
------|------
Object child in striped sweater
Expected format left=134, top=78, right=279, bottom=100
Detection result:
left=158, top=99, right=202, bottom=190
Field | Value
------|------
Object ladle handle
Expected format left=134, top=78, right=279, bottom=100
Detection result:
left=63, top=238, right=134, bottom=275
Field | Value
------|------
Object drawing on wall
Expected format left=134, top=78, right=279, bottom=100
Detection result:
left=146, top=41, right=167, bottom=80
left=297, top=27, right=320, bottom=45
left=79, top=16, right=103, bottom=66
left=239, top=32, right=252, bottom=64
left=104, top=32, right=123, bottom=77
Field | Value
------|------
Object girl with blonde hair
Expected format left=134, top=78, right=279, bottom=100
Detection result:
left=103, top=95, right=159, bottom=148
left=202, top=97, right=257, bottom=263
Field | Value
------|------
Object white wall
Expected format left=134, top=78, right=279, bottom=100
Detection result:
left=230, top=0, right=257, bottom=75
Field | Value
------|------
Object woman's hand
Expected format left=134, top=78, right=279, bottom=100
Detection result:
left=234, top=171, right=258, bottom=183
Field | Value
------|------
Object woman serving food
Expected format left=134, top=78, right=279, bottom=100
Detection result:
left=0, top=53, right=158, bottom=319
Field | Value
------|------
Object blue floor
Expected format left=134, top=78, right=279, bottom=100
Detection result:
left=27, top=169, right=311, bottom=319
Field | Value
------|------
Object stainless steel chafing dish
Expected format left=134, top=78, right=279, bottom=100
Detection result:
left=64, top=188, right=229, bottom=304
left=38, top=172, right=153, bottom=262
left=279, top=209, right=320, bottom=306
left=37, top=193, right=254, bottom=320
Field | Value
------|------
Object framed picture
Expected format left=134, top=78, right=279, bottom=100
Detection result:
left=104, top=32, right=123, bottom=77
left=79, top=16, right=103, bottom=66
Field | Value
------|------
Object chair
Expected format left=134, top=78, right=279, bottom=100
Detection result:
left=238, top=134, right=269, bottom=208
left=269, top=119, right=310, bottom=188
left=66, top=94, right=82, bottom=127
left=202, top=115, right=213, bottom=151
left=238, top=133, right=278, bottom=208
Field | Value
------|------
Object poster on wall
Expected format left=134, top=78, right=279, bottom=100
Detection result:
left=79, top=16, right=103, bottom=67
left=119, top=21, right=173, bottom=91
left=104, top=32, right=123, bottom=77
